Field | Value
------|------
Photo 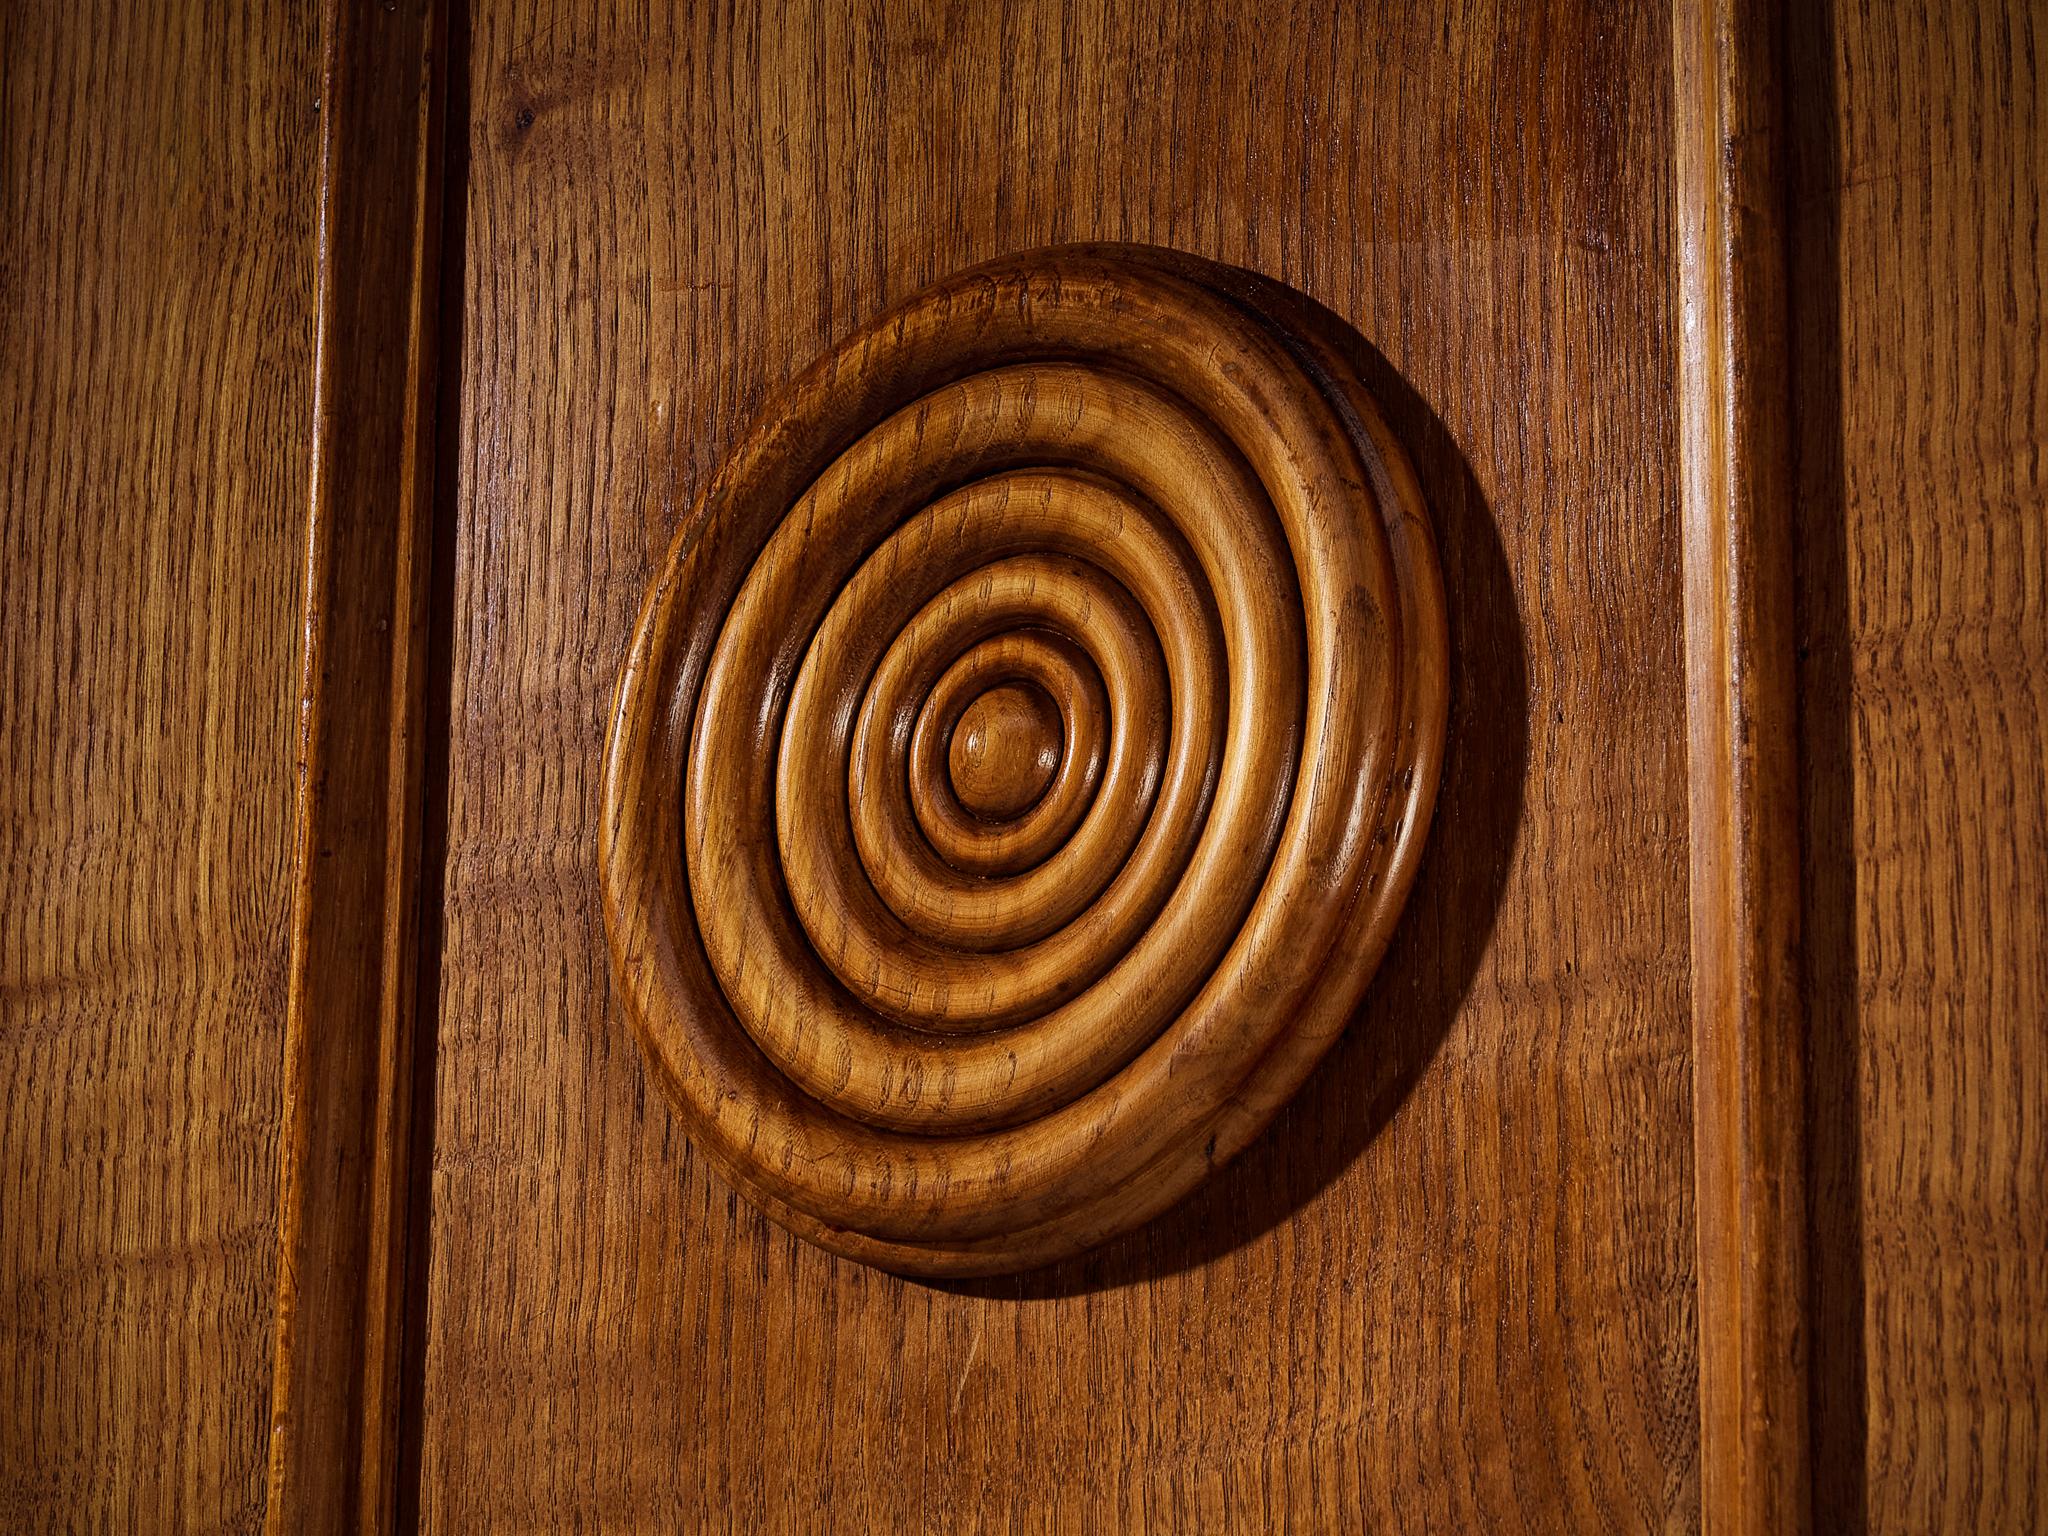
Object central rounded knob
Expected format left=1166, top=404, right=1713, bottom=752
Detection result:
left=947, top=682, right=1063, bottom=822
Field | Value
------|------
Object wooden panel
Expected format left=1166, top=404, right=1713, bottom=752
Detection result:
left=0, top=1, right=318, bottom=1527
left=1795, top=0, right=2048, bottom=1528
left=418, top=1, right=1698, bottom=1529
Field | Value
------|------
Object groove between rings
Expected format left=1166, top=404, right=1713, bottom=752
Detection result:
left=602, top=244, right=1450, bottom=1276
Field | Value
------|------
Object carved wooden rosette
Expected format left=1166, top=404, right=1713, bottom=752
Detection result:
left=602, top=245, right=1448, bottom=1277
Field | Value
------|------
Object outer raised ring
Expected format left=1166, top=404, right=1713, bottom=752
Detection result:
left=601, top=244, right=1449, bottom=1276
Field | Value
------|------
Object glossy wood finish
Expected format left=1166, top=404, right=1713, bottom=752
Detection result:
left=946, top=683, right=1062, bottom=821
left=602, top=246, right=1447, bottom=1275
left=421, top=0, right=1698, bottom=1525
left=1672, top=0, right=1812, bottom=1528
left=263, top=1, right=449, bottom=1531
left=0, top=2, right=317, bottom=1527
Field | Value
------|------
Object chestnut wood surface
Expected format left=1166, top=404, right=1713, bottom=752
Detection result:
left=0, top=0, right=318, bottom=1527
left=1793, top=1, right=2048, bottom=1529
left=418, top=0, right=1697, bottom=1527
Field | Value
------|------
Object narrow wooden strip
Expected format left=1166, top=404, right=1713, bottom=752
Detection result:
left=1672, top=0, right=1813, bottom=1529
left=265, top=1, right=449, bottom=1530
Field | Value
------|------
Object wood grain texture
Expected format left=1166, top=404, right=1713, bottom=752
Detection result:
left=263, top=1, right=448, bottom=1531
left=1793, top=0, right=2048, bottom=1528
left=0, top=0, right=318, bottom=1527
left=419, top=0, right=1698, bottom=1527
left=600, top=246, right=1447, bottom=1275
left=1671, top=0, right=1812, bottom=1528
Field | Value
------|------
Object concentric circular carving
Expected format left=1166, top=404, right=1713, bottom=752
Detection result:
left=601, top=244, right=1448, bottom=1276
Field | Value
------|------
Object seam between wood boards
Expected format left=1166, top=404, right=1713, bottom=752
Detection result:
left=265, top=1, right=451, bottom=1530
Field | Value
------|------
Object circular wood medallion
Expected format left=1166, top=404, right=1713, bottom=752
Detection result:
left=601, top=244, right=1448, bottom=1277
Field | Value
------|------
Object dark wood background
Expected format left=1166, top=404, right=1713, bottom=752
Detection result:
left=2, top=0, right=2041, bottom=1531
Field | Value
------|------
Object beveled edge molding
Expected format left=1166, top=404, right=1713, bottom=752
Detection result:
left=601, top=244, right=1449, bottom=1278
left=1673, top=0, right=1814, bottom=1528
left=265, top=1, right=449, bottom=1531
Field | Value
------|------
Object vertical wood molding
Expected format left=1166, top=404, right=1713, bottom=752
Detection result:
left=265, top=0, right=448, bottom=1530
left=1673, top=0, right=1813, bottom=1530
